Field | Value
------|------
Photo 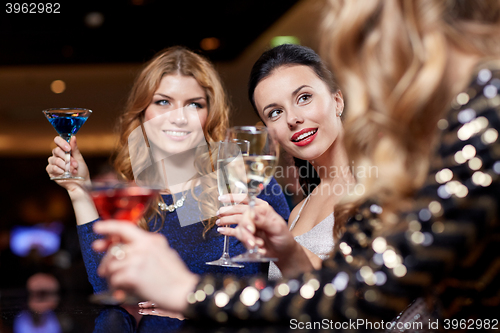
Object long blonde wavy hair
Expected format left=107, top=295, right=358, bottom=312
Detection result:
left=113, top=46, right=230, bottom=232
left=321, top=0, right=500, bottom=224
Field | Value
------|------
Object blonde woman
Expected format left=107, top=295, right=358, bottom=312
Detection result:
left=46, top=46, right=290, bottom=293
left=94, top=0, right=500, bottom=327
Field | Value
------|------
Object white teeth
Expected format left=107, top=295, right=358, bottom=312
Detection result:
left=295, top=130, right=316, bottom=141
left=164, top=131, right=189, bottom=137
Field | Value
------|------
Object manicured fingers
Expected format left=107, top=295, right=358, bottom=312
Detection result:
left=218, top=224, right=256, bottom=249
left=54, top=136, right=71, bottom=151
left=138, top=300, right=156, bottom=309
left=93, top=221, right=141, bottom=242
left=92, top=239, right=110, bottom=252
left=217, top=204, right=248, bottom=217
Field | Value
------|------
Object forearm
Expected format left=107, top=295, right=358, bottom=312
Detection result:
left=68, top=186, right=99, bottom=225
left=277, top=241, right=315, bottom=278
left=301, top=246, right=323, bottom=270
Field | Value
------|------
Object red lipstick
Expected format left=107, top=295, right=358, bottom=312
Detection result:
left=291, top=128, right=318, bottom=147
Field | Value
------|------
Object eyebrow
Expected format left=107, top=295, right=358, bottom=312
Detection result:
left=154, top=93, right=206, bottom=102
left=261, top=85, right=312, bottom=113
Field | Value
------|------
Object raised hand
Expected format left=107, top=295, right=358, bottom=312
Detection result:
left=217, top=203, right=313, bottom=278
left=46, top=136, right=90, bottom=192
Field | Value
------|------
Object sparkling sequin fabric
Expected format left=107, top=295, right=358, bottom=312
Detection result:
left=269, top=195, right=335, bottom=281
left=77, top=177, right=290, bottom=293
left=186, top=62, right=500, bottom=327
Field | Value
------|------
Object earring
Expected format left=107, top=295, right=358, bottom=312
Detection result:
left=337, top=111, right=343, bottom=117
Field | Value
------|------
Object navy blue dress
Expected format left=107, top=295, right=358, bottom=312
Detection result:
left=77, top=177, right=290, bottom=293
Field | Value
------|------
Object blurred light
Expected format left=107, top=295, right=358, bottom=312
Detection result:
left=240, top=286, right=259, bottom=306
left=194, top=290, right=206, bottom=302
left=457, top=109, right=476, bottom=123
left=84, top=12, right=104, bottom=28
left=372, top=237, right=387, bottom=253
left=468, top=157, right=483, bottom=170
left=200, top=37, right=220, bottom=51
left=10, top=223, right=62, bottom=257
left=484, top=85, right=498, bottom=99
left=437, top=119, right=448, bottom=130
left=462, top=145, right=476, bottom=160
left=323, top=283, right=336, bottom=297
left=456, top=92, right=470, bottom=105
left=50, top=80, right=66, bottom=94
left=332, top=272, right=349, bottom=291
left=276, top=283, right=290, bottom=297
left=393, top=265, right=407, bottom=277
left=299, top=284, right=314, bottom=299
left=482, top=128, right=498, bottom=144
left=374, top=271, right=387, bottom=285
left=270, top=36, right=300, bottom=47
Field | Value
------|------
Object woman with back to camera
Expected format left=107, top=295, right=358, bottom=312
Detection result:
left=94, top=0, right=500, bottom=327
left=46, top=46, right=290, bottom=294
left=217, top=44, right=353, bottom=280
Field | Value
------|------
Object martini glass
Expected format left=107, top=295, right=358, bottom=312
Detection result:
left=87, top=180, right=158, bottom=305
left=227, top=126, right=279, bottom=262
left=43, top=108, right=92, bottom=180
left=206, top=140, right=249, bottom=268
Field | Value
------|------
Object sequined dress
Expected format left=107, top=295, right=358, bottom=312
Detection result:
left=268, top=194, right=335, bottom=280
left=185, top=62, right=500, bottom=327
left=77, top=177, right=290, bottom=293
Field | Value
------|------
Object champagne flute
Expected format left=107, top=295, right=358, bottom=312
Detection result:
left=206, top=140, right=249, bottom=267
left=227, top=126, right=279, bottom=262
left=87, top=180, right=158, bottom=305
left=43, top=108, right=92, bottom=180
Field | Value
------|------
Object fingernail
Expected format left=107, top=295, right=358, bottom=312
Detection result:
left=246, top=224, right=255, bottom=234
left=138, top=302, right=146, bottom=308
left=215, top=210, right=220, bottom=216
left=217, top=227, right=226, bottom=233
left=248, top=238, right=255, bottom=247
left=215, top=219, right=221, bottom=225
left=218, top=195, right=224, bottom=201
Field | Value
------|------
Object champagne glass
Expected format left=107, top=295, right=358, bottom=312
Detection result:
left=206, top=140, right=249, bottom=268
left=87, top=180, right=158, bottom=305
left=43, top=108, right=92, bottom=180
left=227, top=126, right=279, bottom=262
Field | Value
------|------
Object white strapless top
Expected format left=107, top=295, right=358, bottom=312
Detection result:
left=268, top=195, right=335, bottom=280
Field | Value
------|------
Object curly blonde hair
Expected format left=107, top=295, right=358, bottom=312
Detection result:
left=113, top=46, right=230, bottom=232
left=321, top=0, right=500, bottom=224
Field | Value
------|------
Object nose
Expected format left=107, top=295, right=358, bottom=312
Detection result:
left=169, top=107, right=188, bottom=126
left=287, top=109, right=303, bottom=129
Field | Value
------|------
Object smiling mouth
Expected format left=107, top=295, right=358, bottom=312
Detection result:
left=292, top=129, right=318, bottom=142
left=163, top=130, right=190, bottom=137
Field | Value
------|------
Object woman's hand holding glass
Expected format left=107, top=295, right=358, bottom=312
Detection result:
left=217, top=201, right=314, bottom=278
left=46, top=136, right=91, bottom=192
left=216, top=194, right=268, bottom=230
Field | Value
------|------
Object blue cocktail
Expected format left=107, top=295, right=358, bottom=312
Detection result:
left=43, top=108, right=92, bottom=180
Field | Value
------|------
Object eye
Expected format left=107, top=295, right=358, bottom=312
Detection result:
left=187, top=102, right=203, bottom=109
left=154, top=99, right=170, bottom=106
left=298, top=93, right=312, bottom=104
left=268, top=109, right=283, bottom=120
